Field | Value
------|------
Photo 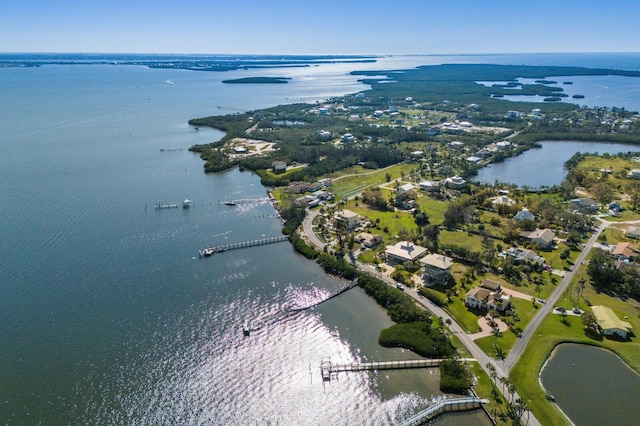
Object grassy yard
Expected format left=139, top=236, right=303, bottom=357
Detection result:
left=439, top=229, right=485, bottom=252
left=446, top=293, right=483, bottom=333
left=475, top=329, right=518, bottom=360
left=329, top=164, right=415, bottom=200
left=348, top=205, right=419, bottom=243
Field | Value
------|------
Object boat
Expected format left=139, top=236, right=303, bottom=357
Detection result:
left=199, top=247, right=215, bottom=257
left=242, top=321, right=251, bottom=336
left=183, top=199, right=192, bottom=209
left=224, top=200, right=236, bottom=206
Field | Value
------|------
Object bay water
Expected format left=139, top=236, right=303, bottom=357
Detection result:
left=3, top=53, right=640, bottom=424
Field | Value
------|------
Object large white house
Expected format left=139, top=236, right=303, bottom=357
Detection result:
left=384, top=241, right=428, bottom=263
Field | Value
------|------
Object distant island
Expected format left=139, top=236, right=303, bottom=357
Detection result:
left=222, top=77, right=291, bottom=84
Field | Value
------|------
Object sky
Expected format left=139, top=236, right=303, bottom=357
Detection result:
left=2, top=0, right=640, bottom=55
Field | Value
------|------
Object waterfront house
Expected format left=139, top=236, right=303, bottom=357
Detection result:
left=272, top=161, right=287, bottom=173
left=420, top=253, right=453, bottom=287
left=521, top=228, right=555, bottom=249
left=591, top=305, right=633, bottom=339
left=444, top=176, right=466, bottom=189
left=385, top=241, right=428, bottom=264
left=288, top=181, right=321, bottom=194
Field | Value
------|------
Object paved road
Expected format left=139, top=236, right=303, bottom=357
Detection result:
left=502, top=220, right=607, bottom=372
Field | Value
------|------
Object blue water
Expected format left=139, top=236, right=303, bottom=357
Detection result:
left=2, top=53, right=640, bottom=424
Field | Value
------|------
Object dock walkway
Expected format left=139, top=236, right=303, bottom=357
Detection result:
left=199, top=235, right=288, bottom=257
left=320, top=357, right=474, bottom=381
left=395, top=397, right=489, bottom=426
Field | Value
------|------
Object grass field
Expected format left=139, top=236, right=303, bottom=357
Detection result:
left=329, top=164, right=415, bottom=200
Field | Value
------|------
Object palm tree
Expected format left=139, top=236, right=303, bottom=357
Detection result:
left=576, top=277, right=587, bottom=303
left=486, top=363, right=497, bottom=386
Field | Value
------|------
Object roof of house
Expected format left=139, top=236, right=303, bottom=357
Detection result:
left=397, top=183, right=415, bottom=193
left=514, top=208, right=535, bottom=221
left=491, top=195, right=516, bottom=206
left=481, top=279, right=502, bottom=291
left=385, top=241, right=428, bottom=262
left=592, top=305, right=632, bottom=331
left=466, top=287, right=492, bottom=301
left=523, top=228, right=555, bottom=244
left=336, top=209, right=359, bottom=220
left=612, top=242, right=639, bottom=258
left=419, top=253, right=453, bottom=270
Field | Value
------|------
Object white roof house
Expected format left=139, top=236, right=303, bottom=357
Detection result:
left=335, top=209, right=361, bottom=230
left=385, top=241, right=428, bottom=263
left=491, top=195, right=516, bottom=208
left=397, top=183, right=416, bottom=195
left=444, top=176, right=466, bottom=189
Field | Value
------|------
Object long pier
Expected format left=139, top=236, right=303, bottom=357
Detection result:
left=395, top=397, right=489, bottom=426
left=199, top=235, right=288, bottom=257
left=244, top=279, right=359, bottom=335
left=320, top=357, right=477, bottom=381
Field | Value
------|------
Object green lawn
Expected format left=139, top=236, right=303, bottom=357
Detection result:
left=445, top=293, right=483, bottom=333
left=348, top=205, right=419, bottom=243
left=475, top=329, right=518, bottom=360
left=415, top=194, right=447, bottom=225
left=439, top=229, right=484, bottom=252
left=330, top=164, right=414, bottom=200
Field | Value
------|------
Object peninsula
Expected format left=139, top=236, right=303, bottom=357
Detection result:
left=222, top=77, right=291, bottom=84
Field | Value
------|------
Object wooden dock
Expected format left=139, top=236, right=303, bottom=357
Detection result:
left=199, top=235, right=288, bottom=257
left=394, top=397, right=489, bottom=426
left=321, top=357, right=463, bottom=381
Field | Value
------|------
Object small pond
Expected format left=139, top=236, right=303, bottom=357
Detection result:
left=540, top=343, right=640, bottom=426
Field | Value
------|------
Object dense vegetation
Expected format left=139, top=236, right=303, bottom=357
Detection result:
left=439, top=359, right=474, bottom=394
left=378, top=321, right=455, bottom=358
